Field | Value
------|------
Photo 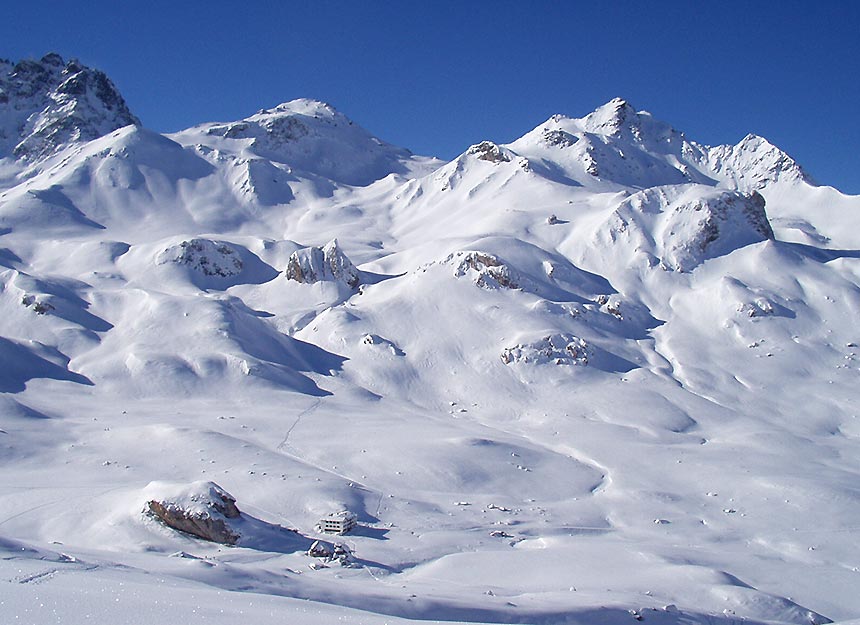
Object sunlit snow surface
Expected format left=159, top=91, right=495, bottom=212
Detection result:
left=2, top=61, right=860, bottom=624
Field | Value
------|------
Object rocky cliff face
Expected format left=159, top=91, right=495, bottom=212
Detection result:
left=0, top=53, right=139, bottom=161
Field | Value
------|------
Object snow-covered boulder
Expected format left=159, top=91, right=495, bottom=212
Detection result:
left=501, top=334, right=589, bottom=366
left=145, top=481, right=241, bottom=545
left=284, top=239, right=359, bottom=288
left=156, top=239, right=244, bottom=277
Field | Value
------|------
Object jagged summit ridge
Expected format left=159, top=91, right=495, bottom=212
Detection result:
left=702, top=132, right=814, bottom=191
left=505, top=98, right=817, bottom=192
left=0, top=53, right=139, bottom=161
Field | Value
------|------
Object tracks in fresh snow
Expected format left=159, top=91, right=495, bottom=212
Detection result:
left=276, top=398, right=322, bottom=452
left=275, top=398, right=386, bottom=516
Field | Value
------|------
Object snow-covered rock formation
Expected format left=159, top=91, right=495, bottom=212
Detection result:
left=595, top=185, right=774, bottom=271
left=156, top=239, right=244, bottom=278
left=145, top=481, right=241, bottom=544
left=284, top=239, right=360, bottom=288
left=0, top=53, right=139, bottom=161
left=501, top=333, right=589, bottom=366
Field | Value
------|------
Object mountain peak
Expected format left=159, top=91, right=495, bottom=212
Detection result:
left=39, top=52, right=65, bottom=68
left=266, top=98, right=338, bottom=118
left=0, top=53, right=139, bottom=161
left=178, top=97, right=424, bottom=186
left=583, top=97, right=638, bottom=135
left=704, top=132, right=814, bottom=190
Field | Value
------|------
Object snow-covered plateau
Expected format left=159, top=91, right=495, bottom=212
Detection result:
left=1, top=54, right=860, bottom=625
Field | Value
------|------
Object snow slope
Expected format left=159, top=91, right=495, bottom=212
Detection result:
left=2, top=55, right=860, bottom=625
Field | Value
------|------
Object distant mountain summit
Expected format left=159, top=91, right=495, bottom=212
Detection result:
left=0, top=53, right=139, bottom=161
left=508, top=97, right=812, bottom=192
left=171, top=97, right=441, bottom=186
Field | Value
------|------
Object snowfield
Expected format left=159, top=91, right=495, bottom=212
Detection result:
left=2, top=55, right=860, bottom=625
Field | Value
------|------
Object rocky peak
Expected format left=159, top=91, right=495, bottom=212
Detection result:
left=704, top=133, right=814, bottom=191
left=0, top=53, right=139, bottom=161
left=583, top=97, right=639, bottom=136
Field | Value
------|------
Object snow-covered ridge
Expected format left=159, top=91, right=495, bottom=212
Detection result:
left=172, top=97, right=440, bottom=186
left=507, top=98, right=816, bottom=193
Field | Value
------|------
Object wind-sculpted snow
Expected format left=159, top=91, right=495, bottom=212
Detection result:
left=2, top=59, right=860, bottom=624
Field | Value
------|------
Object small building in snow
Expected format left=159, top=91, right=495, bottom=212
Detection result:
left=319, top=511, right=357, bottom=535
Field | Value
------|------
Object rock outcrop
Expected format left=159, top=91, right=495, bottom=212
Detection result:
left=599, top=185, right=774, bottom=272
left=156, top=239, right=244, bottom=277
left=145, top=481, right=241, bottom=545
left=501, top=334, right=589, bottom=366
left=285, top=239, right=360, bottom=288
left=467, top=141, right=510, bottom=163
left=448, top=251, right=519, bottom=290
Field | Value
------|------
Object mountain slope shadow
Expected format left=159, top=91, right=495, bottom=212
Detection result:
left=0, top=336, right=93, bottom=392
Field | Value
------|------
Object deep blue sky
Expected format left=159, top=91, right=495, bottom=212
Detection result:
left=4, top=1, right=858, bottom=192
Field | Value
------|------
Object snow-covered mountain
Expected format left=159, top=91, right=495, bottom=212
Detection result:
left=2, top=55, right=860, bottom=625
left=0, top=53, right=139, bottom=163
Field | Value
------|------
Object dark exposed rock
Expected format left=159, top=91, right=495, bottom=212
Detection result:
left=541, top=128, right=578, bottom=148
left=467, top=141, right=510, bottom=163
left=1, top=53, right=139, bottom=160
left=449, top=251, right=519, bottom=290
